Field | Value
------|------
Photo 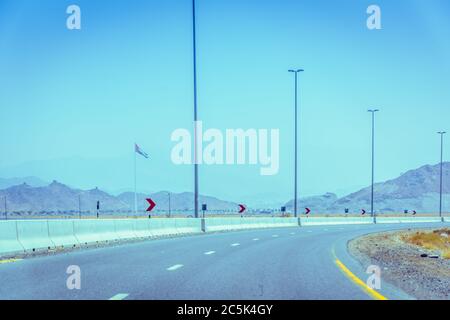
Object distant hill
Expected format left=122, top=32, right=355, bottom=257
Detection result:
left=0, top=181, right=239, bottom=215
left=285, top=162, right=450, bottom=214
left=0, top=176, right=48, bottom=189
left=285, top=193, right=338, bottom=212
left=0, top=181, right=129, bottom=213
left=1, top=162, right=449, bottom=215
left=117, top=191, right=239, bottom=212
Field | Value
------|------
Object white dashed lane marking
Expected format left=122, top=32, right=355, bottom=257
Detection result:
left=272, top=235, right=279, bottom=238
left=204, top=251, right=216, bottom=255
left=109, top=293, right=129, bottom=300
left=167, top=264, right=184, bottom=271
left=252, top=238, right=259, bottom=241
left=231, top=243, right=240, bottom=247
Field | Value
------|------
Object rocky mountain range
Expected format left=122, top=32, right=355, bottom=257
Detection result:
left=0, top=181, right=239, bottom=215
left=0, top=162, right=449, bottom=215
left=285, top=162, right=450, bottom=214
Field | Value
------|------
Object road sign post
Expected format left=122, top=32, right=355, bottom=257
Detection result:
left=238, top=204, right=246, bottom=217
left=305, top=207, right=311, bottom=216
left=146, top=198, right=156, bottom=216
left=202, top=204, right=207, bottom=218
left=96, top=201, right=100, bottom=219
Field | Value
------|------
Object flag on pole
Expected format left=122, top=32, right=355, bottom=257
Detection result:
left=135, top=143, right=149, bottom=159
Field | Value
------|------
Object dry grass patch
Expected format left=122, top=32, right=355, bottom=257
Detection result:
left=402, top=228, right=450, bottom=259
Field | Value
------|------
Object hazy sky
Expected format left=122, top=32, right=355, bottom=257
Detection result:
left=0, top=0, right=449, bottom=204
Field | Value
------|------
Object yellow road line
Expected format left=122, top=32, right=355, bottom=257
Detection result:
left=0, top=258, right=22, bottom=264
left=334, top=258, right=387, bottom=300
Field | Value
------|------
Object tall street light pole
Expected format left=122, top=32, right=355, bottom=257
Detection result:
left=438, top=131, right=446, bottom=221
left=78, top=194, right=81, bottom=219
left=4, top=196, right=7, bottom=220
left=192, top=0, right=199, bottom=218
left=368, top=109, right=379, bottom=224
left=288, top=69, right=304, bottom=218
left=167, top=192, right=171, bottom=218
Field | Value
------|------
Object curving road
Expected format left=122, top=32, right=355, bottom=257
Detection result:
left=0, top=222, right=447, bottom=300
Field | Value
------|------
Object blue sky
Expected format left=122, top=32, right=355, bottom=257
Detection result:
left=0, top=0, right=449, bottom=204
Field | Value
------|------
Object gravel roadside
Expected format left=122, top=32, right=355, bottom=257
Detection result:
left=348, top=228, right=450, bottom=300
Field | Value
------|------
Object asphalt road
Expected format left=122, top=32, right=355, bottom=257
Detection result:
left=0, top=222, right=447, bottom=300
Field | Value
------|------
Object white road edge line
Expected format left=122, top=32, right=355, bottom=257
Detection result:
left=231, top=243, right=240, bottom=247
left=109, top=293, right=129, bottom=300
left=204, top=251, right=216, bottom=255
left=167, top=264, right=184, bottom=271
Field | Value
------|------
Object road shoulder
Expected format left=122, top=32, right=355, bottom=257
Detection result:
left=348, top=228, right=450, bottom=300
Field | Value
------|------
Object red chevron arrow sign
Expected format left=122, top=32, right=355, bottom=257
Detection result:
left=361, top=209, right=366, bottom=215
left=146, top=198, right=156, bottom=212
left=305, top=207, right=311, bottom=215
left=238, top=204, right=246, bottom=214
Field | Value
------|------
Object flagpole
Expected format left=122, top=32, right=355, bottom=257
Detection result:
left=134, top=146, right=137, bottom=215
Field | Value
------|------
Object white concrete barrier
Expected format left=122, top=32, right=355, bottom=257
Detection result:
left=272, top=217, right=298, bottom=227
left=133, top=219, right=152, bottom=238
left=114, top=219, right=136, bottom=240
left=2, top=216, right=448, bottom=257
left=0, top=221, right=24, bottom=255
left=174, top=218, right=202, bottom=234
left=204, top=218, right=237, bottom=232
left=240, top=218, right=260, bottom=229
left=148, top=218, right=179, bottom=237
left=16, top=220, right=55, bottom=252
left=300, top=217, right=372, bottom=226
left=48, top=220, right=79, bottom=247
left=205, top=217, right=298, bottom=232
left=255, top=218, right=272, bottom=228
left=377, top=217, right=442, bottom=224
left=228, top=218, right=242, bottom=230
left=73, top=219, right=117, bottom=244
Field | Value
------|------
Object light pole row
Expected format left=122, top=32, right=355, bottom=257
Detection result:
left=192, top=2, right=445, bottom=220
left=368, top=109, right=379, bottom=223
left=438, top=131, right=446, bottom=221
left=288, top=69, right=304, bottom=218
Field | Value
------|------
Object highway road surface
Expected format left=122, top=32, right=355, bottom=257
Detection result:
left=0, top=222, right=447, bottom=300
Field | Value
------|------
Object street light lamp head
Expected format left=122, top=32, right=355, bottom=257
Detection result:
left=288, top=69, right=304, bottom=73
left=297, top=69, right=304, bottom=72
left=368, top=109, right=379, bottom=113
left=438, top=131, right=446, bottom=135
